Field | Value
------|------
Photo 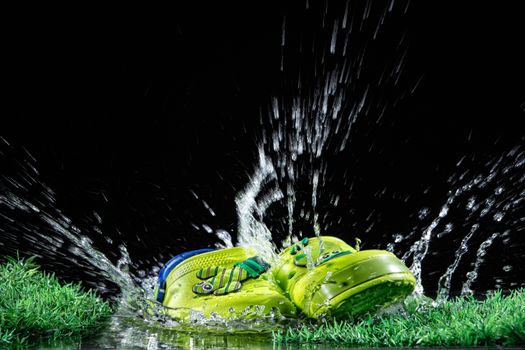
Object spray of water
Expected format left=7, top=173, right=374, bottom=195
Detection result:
left=401, top=146, right=525, bottom=297
left=0, top=139, right=152, bottom=315
left=236, top=0, right=414, bottom=252
left=461, top=231, right=500, bottom=296
left=236, top=149, right=282, bottom=261
left=1, top=3, right=524, bottom=349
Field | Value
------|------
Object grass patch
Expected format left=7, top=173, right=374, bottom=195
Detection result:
left=0, top=256, right=112, bottom=347
left=274, top=289, right=525, bottom=347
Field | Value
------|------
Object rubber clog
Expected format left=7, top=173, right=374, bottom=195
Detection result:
left=153, top=247, right=296, bottom=321
left=154, top=236, right=415, bottom=321
left=271, top=236, right=416, bottom=318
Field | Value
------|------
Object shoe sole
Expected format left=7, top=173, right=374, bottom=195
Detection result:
left=315, top=272, right=415, bottom=318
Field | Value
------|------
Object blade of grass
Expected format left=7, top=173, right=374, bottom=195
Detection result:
left=274, top=289, right=525, bottom=347
left=0, top=256, right=113, bottom=348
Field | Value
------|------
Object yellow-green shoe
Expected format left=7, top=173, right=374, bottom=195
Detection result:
left=271, top=236, right=416, bottom=319
left=153, top=247, right=296, bottom=321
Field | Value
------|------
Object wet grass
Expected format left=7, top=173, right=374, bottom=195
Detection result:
left=0, top=257, right=112, bottom=348
left=2, top=256, right=523, bottom=348
left=274, top=289, right=525, bottom=347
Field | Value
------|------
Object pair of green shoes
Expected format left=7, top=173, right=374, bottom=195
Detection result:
left=153, top=236, right=416, bottom=321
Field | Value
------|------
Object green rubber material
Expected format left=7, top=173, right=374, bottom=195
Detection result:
left=316, top=273, right=416, bottom=318
left=154, top=236, right=415, bottom=321
left=271, top=236, right=416, bottom=319
left=153, top=247, right=296, bottom=321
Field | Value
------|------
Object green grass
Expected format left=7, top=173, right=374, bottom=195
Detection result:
left=274, top=289, right=525, bottom=347
left=0, top=256, right=113, bottom=348
left=3, top=256, right=523, bottom=348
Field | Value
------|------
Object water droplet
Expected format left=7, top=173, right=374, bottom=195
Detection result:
left=202, top=224, right=213, bottom=234
left=418, top=208, right=429, bottom=219
left=215, top=229, right=233, bottom=249
left=466, top=197, right=476, bottom=211
left=437, top=223, right=454, bottom=238
left=502, top=265, right=512, bottom=272
left=493, top=212, right=504, bottom=222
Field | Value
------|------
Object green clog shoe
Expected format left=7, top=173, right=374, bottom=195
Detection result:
left=271, top=236, right=416, bottom=318
left=153, top=247, right=296, bottom=321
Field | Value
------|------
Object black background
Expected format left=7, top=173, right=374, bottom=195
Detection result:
left=4, top=1, right=525, bottom=296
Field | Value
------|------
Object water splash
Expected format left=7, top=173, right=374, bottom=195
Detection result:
left=229, top=1, right=525, bottom=301
left=214, top=229, right=233, bottom=249
left=437, top=223, right=479, bottom=300
left=235, top=149, right=282, bottom=261
left=1, top=4, right=524, bottom=349
left=0, top=139, right=148, bottom=310
left=404, top=202, right=452, bottom=296
left=461, top=232, right=500, bottom=296
left=402, top=146, right=525, bottom=297
left=235, top=0, right=413, bottom=252
left=1, top=2, right=417, bottom=332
